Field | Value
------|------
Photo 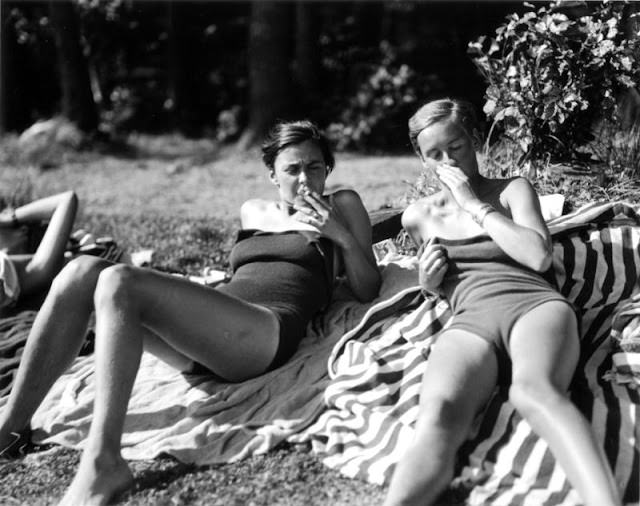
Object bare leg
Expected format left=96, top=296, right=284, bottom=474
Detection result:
left=508, top=301, right=621, bottom=506
left=60, top=264, right=280, bottom=506
left=0, top=256, right=111, bottom=450
left=384, top=330, right=498, bottom=506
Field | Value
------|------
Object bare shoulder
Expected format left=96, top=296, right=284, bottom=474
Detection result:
left=502, top=176, right=536, bottom=197
left=329, top=188, right=365, bottom=209
left=240, top=198, right=277, bottom=227
left=499, top=176, right=538, bottom=207
left=240, top=198, right=270, bottom=214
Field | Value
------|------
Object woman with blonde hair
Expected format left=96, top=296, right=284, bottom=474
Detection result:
left=383, top=98, right=620, bottom=506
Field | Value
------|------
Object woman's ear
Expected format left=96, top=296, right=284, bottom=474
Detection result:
left=269, top=170, right=279, bottom=187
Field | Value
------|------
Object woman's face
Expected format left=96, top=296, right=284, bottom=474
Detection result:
left=271, top=139, right=328, bottom=204
left=416, top=118, right=478, bottom=178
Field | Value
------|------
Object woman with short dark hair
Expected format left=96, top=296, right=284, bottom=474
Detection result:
left=0, top=120, right=380, bottom=505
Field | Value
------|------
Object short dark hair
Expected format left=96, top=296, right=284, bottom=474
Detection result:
left=261, top=120, right=335, bottom=173
left=408, top=98, right=483, bottom=158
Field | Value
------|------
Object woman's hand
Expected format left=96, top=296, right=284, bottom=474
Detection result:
left=434, top=163, right=481, bottom=212
left=293, top=189, right=350, bottom=245
left=418, top=237, right=448, bottom=295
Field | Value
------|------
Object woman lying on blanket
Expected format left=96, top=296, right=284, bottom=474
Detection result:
left=0, top=120, right=381, bottom=505
left=383, top=99, right=621, bottom=506
left=0, top=191, right=78, bottom=312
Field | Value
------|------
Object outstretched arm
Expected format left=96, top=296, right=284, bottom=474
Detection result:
left=13, top=191, right=79, bottom=296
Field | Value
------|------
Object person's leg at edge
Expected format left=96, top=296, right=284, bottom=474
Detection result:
left=0, top=256, right=112, bottom=451
left=508, top=301, right=621, bottom=506
left=60, top=264, right=280, bottom=506
left=383, top=330, right=499, bottom=506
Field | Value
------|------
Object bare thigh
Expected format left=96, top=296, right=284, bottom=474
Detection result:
left=417, top=329, right=499, bottom=432
left=100, top=266, right=280, bottom=382
left=509, top=300, right=579, bottom=390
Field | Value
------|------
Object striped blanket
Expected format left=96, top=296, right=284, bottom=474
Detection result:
left=300, top=201, right=640, bottom=505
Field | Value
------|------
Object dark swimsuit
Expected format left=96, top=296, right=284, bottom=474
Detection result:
left=215, top=229, right=334, bottom=370
left=429, top=235, right=573, bottom=384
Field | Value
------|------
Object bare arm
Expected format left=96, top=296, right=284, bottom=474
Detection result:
left=436, top=163, right=551, bottom=272
left=15, top=191, right=79, bottom=296
left=402, top=200, right=448, bottom=296
left=293, top=189, right=380, bottom=301
left=328, top=190, right=381, bottom=302
left=0, top=191, right=76, bottom=226
left=473, top=178, right=552, bottom=272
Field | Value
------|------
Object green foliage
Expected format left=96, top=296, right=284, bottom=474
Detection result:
left=591, top=119, right=640, bottom=179
left=326, top=43, right=440, bottom=152
left=469, top=1, right=640, bottom=165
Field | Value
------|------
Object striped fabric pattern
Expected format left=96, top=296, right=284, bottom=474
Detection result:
left=304, top=202, right=640, bottom=505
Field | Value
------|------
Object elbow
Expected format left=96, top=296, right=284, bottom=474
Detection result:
left=60, top=190, right=79, bottom=211
left=65, top=190, right=78, bottom=205
left=529, top=249, right=553, bottom=273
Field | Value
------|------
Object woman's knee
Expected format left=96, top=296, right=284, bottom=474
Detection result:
left=94, top=264, right=138, bottom=310
left=418, top=391, right=476, bottom=433
left=508, top=377, right=567, bottom=419
left=50, top=255, right=109, bottom=295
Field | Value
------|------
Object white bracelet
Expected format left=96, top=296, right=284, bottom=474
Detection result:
left=471, top=203, right=496, bottom=226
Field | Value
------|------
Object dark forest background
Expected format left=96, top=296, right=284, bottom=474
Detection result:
left=0, top=0, right=529, bottom=152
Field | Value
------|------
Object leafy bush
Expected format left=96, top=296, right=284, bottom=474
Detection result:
left=326, top=42, right=441, bottom=152
left=468, top=1, right=640, bottom=166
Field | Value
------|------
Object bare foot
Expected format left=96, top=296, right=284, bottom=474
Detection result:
left=59, top=451, right=133, bottom=506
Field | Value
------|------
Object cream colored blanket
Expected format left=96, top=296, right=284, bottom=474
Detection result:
left=30, top=261, right=418, bottom=464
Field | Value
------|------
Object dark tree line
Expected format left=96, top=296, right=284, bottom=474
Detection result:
left=0, top=0, right=526, bottom=150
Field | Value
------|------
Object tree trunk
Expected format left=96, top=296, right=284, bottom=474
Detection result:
left=0, top=1, right=6, bottom=135
left=166, top=0, right=198, bottom=136
left=237, top=1, right=293, bottom=149
left=48, top=0, right=98, bottom=132
left=294, top=2, right=321, bottom=104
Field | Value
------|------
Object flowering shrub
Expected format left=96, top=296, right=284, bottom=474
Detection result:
left=468, top=1, right=640, bottom=164
left=327, top=43, right=440, bottom=152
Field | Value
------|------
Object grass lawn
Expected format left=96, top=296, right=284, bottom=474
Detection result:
left=3, top=134, right=637, bottom=505
left=0, top=137, right=419, bottom=506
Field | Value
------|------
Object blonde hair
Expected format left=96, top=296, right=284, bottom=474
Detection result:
left=408, top=98, right=483, bottom=158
